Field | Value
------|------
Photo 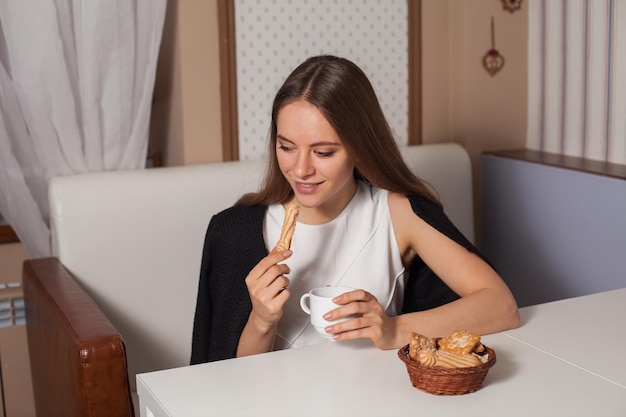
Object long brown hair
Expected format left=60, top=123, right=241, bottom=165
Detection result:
left=237, top=55, right=441, bottom=208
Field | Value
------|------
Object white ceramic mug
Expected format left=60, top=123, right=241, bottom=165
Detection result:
left=299, top=286, right=355, bottom=338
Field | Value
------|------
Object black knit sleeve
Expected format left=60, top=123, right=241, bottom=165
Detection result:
left=190, top=205, right=268, bottom=364
left=190, top=217, right=217, bottom=365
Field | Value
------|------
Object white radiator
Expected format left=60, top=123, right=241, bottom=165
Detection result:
left=0, top=283, right=24, bottom=328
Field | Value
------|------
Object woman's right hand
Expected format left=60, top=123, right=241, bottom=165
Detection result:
left=244, top=249, right=293, bottom=330
left=237, top=250, right=292, bottom=357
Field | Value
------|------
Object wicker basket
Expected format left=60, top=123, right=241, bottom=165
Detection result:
left=397, top=343, right=497, bottom=395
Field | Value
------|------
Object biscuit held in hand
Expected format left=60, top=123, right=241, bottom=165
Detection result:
left=272, top=199, right=300, bottom=253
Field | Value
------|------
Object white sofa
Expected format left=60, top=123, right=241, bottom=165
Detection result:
left=23, top=143, right=473, bottom=417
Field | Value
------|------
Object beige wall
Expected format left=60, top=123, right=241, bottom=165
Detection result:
left=150, top=0, right=223, bottom=166
left=422, top=0, right=528, bottom=150
left=422, top=0, right=528, bottom=243
left=0, top=243, right=28, bottom=282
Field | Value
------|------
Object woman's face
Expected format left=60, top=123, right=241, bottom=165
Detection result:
left=276, top=100, right=357, bottom=224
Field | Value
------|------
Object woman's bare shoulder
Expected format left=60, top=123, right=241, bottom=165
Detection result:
left=387, top=192, right=428, bottom=255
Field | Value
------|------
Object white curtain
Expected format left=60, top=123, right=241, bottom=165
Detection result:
left=0, top=0, right=166, bottom=258
left=527, top=0, right=626, bottom=164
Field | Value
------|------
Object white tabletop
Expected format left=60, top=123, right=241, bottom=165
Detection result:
left=137, top=288, right=626, bottom=417
left=504, top=287, right=626, bottom=388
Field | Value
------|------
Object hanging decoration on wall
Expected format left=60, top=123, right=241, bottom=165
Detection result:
left=482, top=17, right=505, bottom=76
left=501, top=0, right=523, bottom=13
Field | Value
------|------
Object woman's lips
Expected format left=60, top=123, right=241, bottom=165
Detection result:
left=294, top=181, right=322, bottom=194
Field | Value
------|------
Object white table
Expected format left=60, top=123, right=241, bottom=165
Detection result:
left=137, top=288, right=626, bottom=417
left=503, top=287, right=626, bottom=388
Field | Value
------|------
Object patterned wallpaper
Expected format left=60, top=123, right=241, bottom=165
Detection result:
left=235, top=0, right=408, bottom=160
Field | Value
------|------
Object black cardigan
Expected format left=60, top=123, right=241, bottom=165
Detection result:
left=190, top=194, right=488, bottom=364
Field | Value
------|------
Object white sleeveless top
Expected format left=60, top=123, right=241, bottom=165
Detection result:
left=264, top=181, right=406, bottom=350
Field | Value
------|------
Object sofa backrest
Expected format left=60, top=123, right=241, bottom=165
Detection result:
left=399, top=143, right=474, bottom=243
left=48, top=142, right=473, bottom=391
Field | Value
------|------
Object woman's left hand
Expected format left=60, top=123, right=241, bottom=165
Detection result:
left=322, top=289, right=398, bottom=350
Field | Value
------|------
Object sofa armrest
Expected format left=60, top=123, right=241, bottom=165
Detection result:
left=23, top=257, right=134, bottom=417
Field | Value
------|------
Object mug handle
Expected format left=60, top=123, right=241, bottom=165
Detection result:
left=300, top=293, right=312, bottom=315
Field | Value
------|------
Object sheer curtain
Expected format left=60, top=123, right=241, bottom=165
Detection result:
left=0, top=0, right=166, bottom=258
left=527, top=0, right=626, bottom=164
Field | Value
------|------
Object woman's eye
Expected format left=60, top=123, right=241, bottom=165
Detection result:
left=315, top=151, right=334, bottom=157
left=278, top=144, right=293, bottom=152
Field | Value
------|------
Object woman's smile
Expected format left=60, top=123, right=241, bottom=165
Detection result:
left=294, top=181, right=323, bottom=194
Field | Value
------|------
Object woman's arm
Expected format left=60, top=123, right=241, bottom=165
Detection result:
left=324, top=193, right=520, bottom=349
left=388, top=192, right=520, bottom=344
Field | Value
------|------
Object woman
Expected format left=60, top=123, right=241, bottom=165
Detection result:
left=190, top=55, right=519, bottom=364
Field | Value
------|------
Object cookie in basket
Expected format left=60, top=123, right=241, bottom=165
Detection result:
left=437, top=329, right=482, bottom=355
left=409, top=332, right=437, bottom=361
left=398, top=329, right=497, bottom=395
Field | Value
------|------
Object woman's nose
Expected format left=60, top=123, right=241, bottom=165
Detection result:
left=294, top=153, right=314, bottom=178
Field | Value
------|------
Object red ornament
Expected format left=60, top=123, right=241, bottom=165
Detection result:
left=483, top=17, right=504, bottom=76
left=501, top=0, right=523, bottom=13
